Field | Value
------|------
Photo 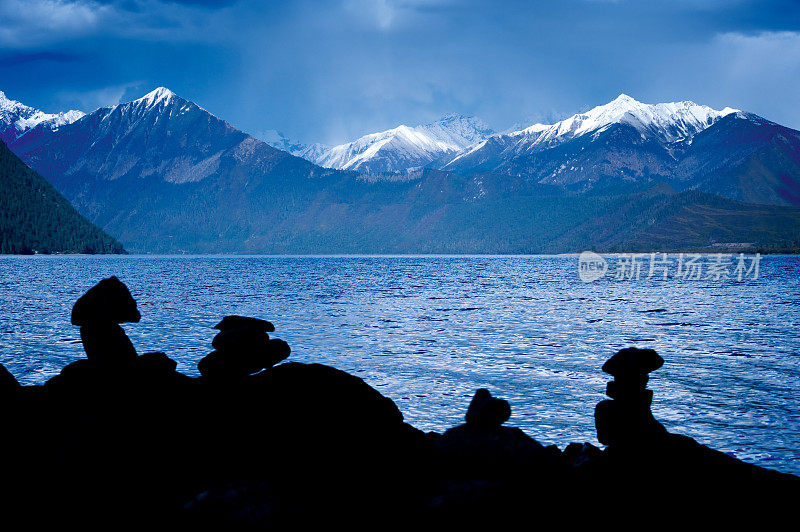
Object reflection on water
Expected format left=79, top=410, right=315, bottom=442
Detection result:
left=0, top=255, right=798, bottom=474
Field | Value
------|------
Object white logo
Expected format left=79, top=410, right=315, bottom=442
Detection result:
left=578, top=251, right=608, bottom=283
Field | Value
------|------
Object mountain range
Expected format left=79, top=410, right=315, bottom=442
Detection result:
left=437, top=94, right=800, bottom=206
left=255, top=113, right=495, bottom=175
left=253, top=93, right=800, bottom=207
left=1, top=87, right=799, bottom=253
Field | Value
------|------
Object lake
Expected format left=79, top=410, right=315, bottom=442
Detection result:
left=0, top=254, right=798, bottom=474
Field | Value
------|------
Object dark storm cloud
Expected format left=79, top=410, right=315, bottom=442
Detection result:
left=1, top=0, right=799, bottom=144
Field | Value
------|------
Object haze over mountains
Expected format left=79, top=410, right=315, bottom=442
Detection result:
left=1, top=87, right=799, bottom=253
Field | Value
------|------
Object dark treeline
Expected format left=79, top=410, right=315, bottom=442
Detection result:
left=0, top=140, right=124, bottom=254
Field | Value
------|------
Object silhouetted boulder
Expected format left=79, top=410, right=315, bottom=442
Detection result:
left=211, top=327, right=270, bottom=351
left=595, top=347, right=667, bottom=446
left=79, top=323, right=137, bottom=363
left=253, top=361, right=406, bottom=433
left=70, top=277, right=140, bottom=365
left=0, top=363, right=20, bottom=392
left=595, top=399, right=666, bottom=446
left=198, top=316, right=289, bottom=380
left=7, top=284, right=800, bottom=526
left=136, top=351, right=178, bottom=374
left=465, top=388, right=511, bottom=428
left=214, top=315, right=274, bottom=333
left=197, top=340, right=290, bottom=379
left=134, top=352, right=192, bottom=387
left=71, top=276, right=140, bottom=326
left=435, top=389, right=554, bottom=479
left=563, top=442, right=603, bottom=469
left=436, top=423, right=550, bottom=476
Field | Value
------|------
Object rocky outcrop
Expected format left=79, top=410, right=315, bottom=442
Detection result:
left=198, top=315, right=289, bottom=380
left=0, top=277, right=797, bottom=527
left=71, top=275, right=140, bottom=364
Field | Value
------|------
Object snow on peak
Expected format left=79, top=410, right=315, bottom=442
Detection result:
left=0, top=89, right=85, bottom=141
left=310, top=114, right=495, bottom=173
left=15, top=109, right=86, bottom=131
left=417, top=114, right=494, bottom=147
left=0, top=90, right=31, bottom=115
left=508, top=94, right=739, bottom=145
left=136, top=87, right=177, bottom=108
left=612, top=93, right=637, bottom=104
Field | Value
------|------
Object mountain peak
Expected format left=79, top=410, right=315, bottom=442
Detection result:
left=0, top=90, right=28, bottom=113
left=1, top=90, right=84, bottom=145
left=612, top=93, right=638, bottom=104
left=509, top=94, right=740, bottom=145
left=136, top=87, right=177, bottom=108
left=308, top=113, right=495, bottom=173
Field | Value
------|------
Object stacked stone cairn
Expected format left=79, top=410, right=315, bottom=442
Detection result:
left=198, top=315, right=291, bottom=380
left=70, top=276, right=140, bottom=364
left=465, top=388, right=511, bottom=428
left=594, top=347, right=667, bottom=446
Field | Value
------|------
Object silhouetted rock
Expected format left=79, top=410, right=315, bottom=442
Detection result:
left=70, top=277, right=140, bottom=365
left=601, top=346, right=663, bottom=377
left=5, top=283, right=800, bottom=526
left=0, top=363, right=20, bottom=392
left=134, top=352, right=192, bottom=387
left=214, top=315, right=274, bottom=333
left=43, top=358, right=100, bottom=391
left=211, top=327, right=270, bottom=351
left=428, top=389, right=565, bottom=526
left=197, top=341, right=290, bottom=379
left=563, top=442, right=603, bottom=469
left=71, top=276, right=140, bottom=326
left=465, top=388, right=511, bottom=427
left=198, top=317, right=289, bottom=380
left=79, top=322, right=137, bottom=363
left=136, top=351, right=178, bottom=374
left=595, top=347, right=667, bottom=446
left=436, top=423, right=550, bottom=476
left=435, top=389, right=554, bottom=478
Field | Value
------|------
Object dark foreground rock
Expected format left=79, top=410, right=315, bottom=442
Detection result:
left=0, top=278, right=798, bottom=527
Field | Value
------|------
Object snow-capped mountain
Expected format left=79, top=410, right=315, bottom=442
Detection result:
left=0, top=90, right=84, bottom=147
left=309, top=114, right=494, bottom=174
left=516, top=93, right=737, bottom=144
left=19, top=86, right=296, bottom=184
left=7, top=86, right=800, bottom=252
left=11, top=86, right=346, bottom=251
left=433, top=94, right=798, bottom=200
left=444, top=94, right=737, bottom=170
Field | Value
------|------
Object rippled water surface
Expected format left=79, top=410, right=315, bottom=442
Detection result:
left=1, top=255, right=798, bottom=474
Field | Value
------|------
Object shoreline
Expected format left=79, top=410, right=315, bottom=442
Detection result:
left=1, top=277, right=798, bottom=525
left=2, top=250, right=799, bottom=257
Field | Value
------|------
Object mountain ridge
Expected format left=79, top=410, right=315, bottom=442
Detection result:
left=0, top=90, right=85, bottom=148
left=301, top=114, right=495, bottom=174
left=5, top=87, right=800, bottom=253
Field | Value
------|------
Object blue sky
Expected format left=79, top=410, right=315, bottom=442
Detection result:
left=1, top=0, right=799, bottom=144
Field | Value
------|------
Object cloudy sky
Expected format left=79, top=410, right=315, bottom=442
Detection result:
left=1, top=0, right=799, bottom=145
